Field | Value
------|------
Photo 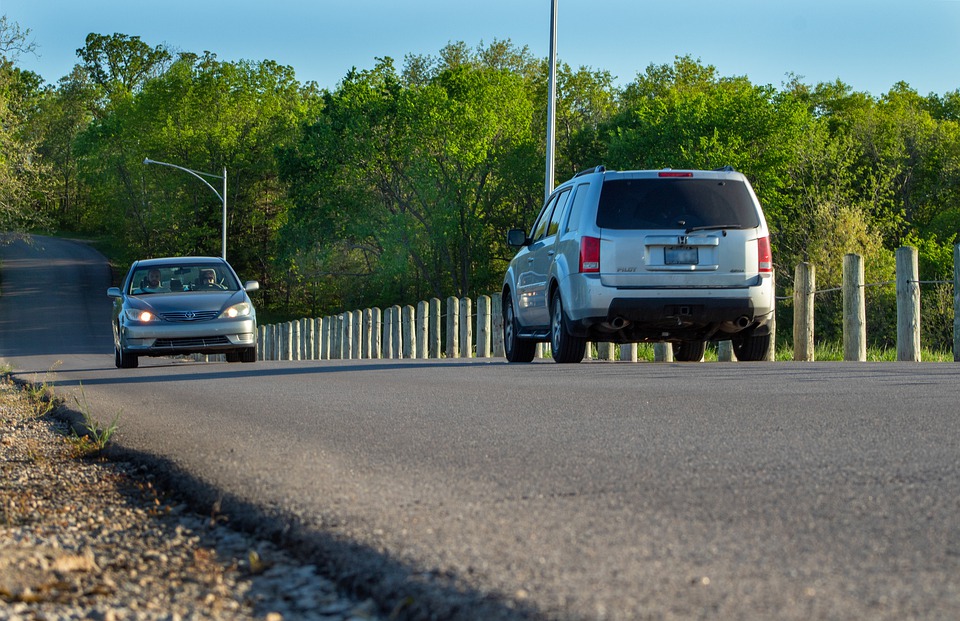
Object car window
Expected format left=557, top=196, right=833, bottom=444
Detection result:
left=596, top=178, right=761, bottom=230
left=531, top=194, right=559, bottom=242
left=129, top=265, right=239, bottom=294
left=563, top=184, right=591, bottom=233
left=546, top=189, right=571, bottom=237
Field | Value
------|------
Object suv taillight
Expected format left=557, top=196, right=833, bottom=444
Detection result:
left=758, top=236, right=772, bottom=273
left=580, top=236, right=600, bottom=273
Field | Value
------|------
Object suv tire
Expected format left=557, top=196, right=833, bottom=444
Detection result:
left=732, top=333, right=771, bottom=362
left=673, top=340, right=706, bottom=362
left=551, top=293, right=586, bottom=363
left=504, top=294, right=536, bottom=363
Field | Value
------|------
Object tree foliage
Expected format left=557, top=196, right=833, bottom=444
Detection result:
left=3, top=20, right=960, bottom=346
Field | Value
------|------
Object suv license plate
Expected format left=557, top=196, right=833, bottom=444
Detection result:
left=665, top=246, right=698, bottom=265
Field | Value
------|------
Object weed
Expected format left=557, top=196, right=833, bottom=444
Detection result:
left=67, top=382, right=121, bottom=457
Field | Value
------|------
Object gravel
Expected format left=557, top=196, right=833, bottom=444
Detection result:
left=0, top=377, right=384, bottom=621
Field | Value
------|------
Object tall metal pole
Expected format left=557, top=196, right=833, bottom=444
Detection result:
left=222, top=167, right=227, bottom=260
left=545, top=0, right=558, bottom=202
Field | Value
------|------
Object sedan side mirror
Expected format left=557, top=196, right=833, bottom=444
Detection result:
left=244, top=280, right=260, bottom=293
left=107, top=287, right=122, bottom=298
left=507, top=229, right=529, bottom=247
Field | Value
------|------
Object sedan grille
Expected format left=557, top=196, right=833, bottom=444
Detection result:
left=160, top=310, right=220, bottom=322
left=153, top=336, right=231, bottom=348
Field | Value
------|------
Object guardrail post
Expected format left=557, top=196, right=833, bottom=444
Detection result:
left=402, top=305, right=415, bottom=358
left=460, top=297, right=473, bottom=358
left=654, top=343, right=672, bottom=362
left=764, top=270, right=777, bottom=361
left=896, top=246, right=921, bottom=361
left=794, top=262, right=815, bottom=361
left=391, top=305, right=403, bottom=359
left=352, top=310, right=362, bottom=359
left=843, top=253, right=866, bottom=361
left=717, top=341, right=734, bottom=362
left=416, top=301, right=428, bottom=359
left=371, top=308, right=382, bottom=359
left=446, top=297, right=460, bottom=358
left=598, top=342, right=615, bottom=361
left=382, top=306, right=394, bottom=358
left=955, top=245, right=960, bottom=362
left=491, top=293, right=504, bottom=357
left=477, top=295, right=492, bottom=358
left=429, top=298, right=441, bottom=358
left=292, top=320, right=302, bottom=361
left=624, top=343, right=638, bottom=362
left=360, top=309, right=371, bottom=359
left=342, top=311, right=354, bottom=359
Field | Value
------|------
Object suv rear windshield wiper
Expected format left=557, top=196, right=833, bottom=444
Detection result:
left=685, top=224, right=744, bottom=233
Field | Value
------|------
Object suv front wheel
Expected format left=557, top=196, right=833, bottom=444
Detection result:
left=551, top=293, right=586, bottom=363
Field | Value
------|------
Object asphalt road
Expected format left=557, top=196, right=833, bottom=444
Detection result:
left=2, top=235, right=960, bottom=620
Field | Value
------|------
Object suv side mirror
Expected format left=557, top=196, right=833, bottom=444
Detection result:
left=507, top=229, right=529, bottom=247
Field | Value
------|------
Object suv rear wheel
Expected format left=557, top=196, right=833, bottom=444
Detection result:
left=551, top=293, right=586, bottom=364
left=504, top=294, right=536, bottom=363
left=673, top=340, right=706, bottom=362
left=732, top=333, right=771, bottom=362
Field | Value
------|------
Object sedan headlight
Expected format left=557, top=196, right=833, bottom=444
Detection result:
left=220, top=302, right=252, bottom=319
left=124, top=309, right=155, bottom=322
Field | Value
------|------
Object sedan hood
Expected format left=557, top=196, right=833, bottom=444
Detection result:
left=127, top=291, right=246, bottom=315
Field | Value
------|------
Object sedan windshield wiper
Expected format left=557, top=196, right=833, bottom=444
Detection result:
left=685, top=224, right=744, bottom=233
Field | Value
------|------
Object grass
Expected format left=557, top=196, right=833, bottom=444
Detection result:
left=67, top=382, right=121, bottom=458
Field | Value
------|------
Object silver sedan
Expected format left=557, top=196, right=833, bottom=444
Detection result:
left=107, top=257, right=259, bottom=368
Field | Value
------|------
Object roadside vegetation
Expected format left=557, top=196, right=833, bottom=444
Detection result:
left=2, top=16, right=959, bottom=353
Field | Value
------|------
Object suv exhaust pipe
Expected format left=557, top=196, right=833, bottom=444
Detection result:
left=608, top=316, right=631, bottom=330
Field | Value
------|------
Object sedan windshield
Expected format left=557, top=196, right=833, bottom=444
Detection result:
left=129, top=265, right=239, bottom=295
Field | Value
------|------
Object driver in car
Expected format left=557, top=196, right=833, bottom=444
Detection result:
left=195, top=268, right=226, bottom=290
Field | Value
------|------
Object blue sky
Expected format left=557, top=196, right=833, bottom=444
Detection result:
left=3, top=0, right=960, bottom=96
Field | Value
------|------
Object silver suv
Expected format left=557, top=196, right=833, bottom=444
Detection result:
left=502, top=167, right=775, bottom=363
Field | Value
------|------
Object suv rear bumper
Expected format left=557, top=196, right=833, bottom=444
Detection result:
left=562, top=275, right=774, bottom=343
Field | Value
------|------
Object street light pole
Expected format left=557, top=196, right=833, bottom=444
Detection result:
left=143, top=157, right=228, bottom=260
left=545, top=0, right=558, bottom=202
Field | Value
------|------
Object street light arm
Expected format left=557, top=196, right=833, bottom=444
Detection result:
left=143, top=157, right=228, bottom=260
left=143, top=158, right=224, bottom=203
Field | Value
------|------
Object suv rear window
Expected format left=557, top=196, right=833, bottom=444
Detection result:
left=596, top=178, right=761, bottom=230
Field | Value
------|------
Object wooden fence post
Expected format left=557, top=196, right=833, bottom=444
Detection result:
left=402, top=305, right=415, bottom=358
left=446, top=297, right=460, bottom=358
left=360, top=309, right=371, bottom=359
left=477, top=295, right=492, bottom=358
left=843, top=253, right=866, bottom=361
left=794, top=262, right=815, bottom=361
left=429, top=298, right=441, bottom=359
left=491, top=293, right=504, bottom=357
left=654, top=343, right=673, bottom=362
left=598, top=342, right=616, bottom=361
left=896, top=246, right=921, bottom=361
left=460, top=297, right=473, bottom=358
left=765, top=270, right=777, bottom=361
left=955, top=245, right=960, bottom=362
left=352, top=310, right=362, bottom=359
left=371, top=308, right=382, bottom=359
left=416, top=301, right=428, bottom=359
